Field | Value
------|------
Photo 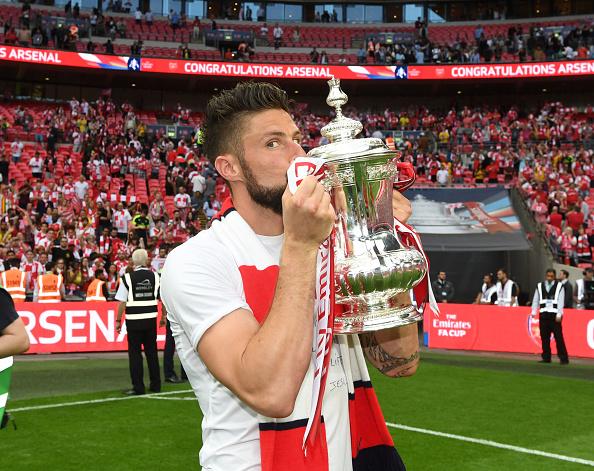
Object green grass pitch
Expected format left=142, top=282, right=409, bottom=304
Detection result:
left=2, top=351, right=593, bottom=470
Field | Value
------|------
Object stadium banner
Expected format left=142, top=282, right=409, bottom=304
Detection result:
left=406, top=61, right=594, bottom=80
left=16, top=302, right=167, bottom=354
left=2, top=45, right=594, bottom=81
left=424, top=303, right=594, bottom=359
left=407, top=188, right=531, bottom=251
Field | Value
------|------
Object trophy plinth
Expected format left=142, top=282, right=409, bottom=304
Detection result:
left=308, top=77, right=427, bottom=334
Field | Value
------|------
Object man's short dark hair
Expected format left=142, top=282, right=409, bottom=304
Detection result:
left=203, top=82, right=290, bottom=165
left=546, top=268, right=556, bottom=276
left=561, top=269, right=570, bottom=278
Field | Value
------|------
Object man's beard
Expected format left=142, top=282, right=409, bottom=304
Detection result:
left=240, top=159, right=285, bottom=216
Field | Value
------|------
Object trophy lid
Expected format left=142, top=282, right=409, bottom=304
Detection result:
left=307, top=77, right=391, bottom=163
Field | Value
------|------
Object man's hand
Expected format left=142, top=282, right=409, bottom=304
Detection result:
left=159, top=317, right=166, bottom=328
left=556, top=313, right=563, bottom=323
left=393, top=190, right=412, bottom=223
left=282, top=175, right=335, bottom=250
left=116, top=319, right=122, bottom=333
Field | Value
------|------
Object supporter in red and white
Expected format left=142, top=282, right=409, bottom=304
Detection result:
left=149, top=192, right=167, bottom=223
left=112, top=202, right=132, bottom=240
left=174, top=186, right=191, bottom=220
left=548, top=206, right=563, bottom=231
left=557, top=227, right=578, bottom=266
left=566, top=206, right=585, bottom=235
left=20, top=249, right=45, bottom=298
left=74, top=174, right=90, bottom=201
left=576, top=225, right=591, bottom=263
left=62, top=176, right=76, bottom=199
left=202, top=194, right=221, bottom=219
left=150, top=247, right=168, bottom=274
left=28, top=152, right=44, bottom=180
left=167, top=210, right=188, bottom=243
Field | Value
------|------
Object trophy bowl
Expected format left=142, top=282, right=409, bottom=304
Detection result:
left=308, top=78, right=428, bottom=334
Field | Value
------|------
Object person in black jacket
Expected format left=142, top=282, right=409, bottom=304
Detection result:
left=559, top=269, right=574, bottom=308
left=115, top=249, right=166, bottom=395
left=432, top=271, right=455, bottom=303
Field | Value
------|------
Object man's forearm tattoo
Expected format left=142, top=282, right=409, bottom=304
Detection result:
left=360, top=333, right=419, bottom=375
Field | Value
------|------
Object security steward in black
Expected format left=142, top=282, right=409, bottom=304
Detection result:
left=530, top=269, right=569, bottom=365
left=559, top=269, right=574, bottom=308
left=432, top=271, right=455, bottom=303
left=115, top=249, right=165, bottom=395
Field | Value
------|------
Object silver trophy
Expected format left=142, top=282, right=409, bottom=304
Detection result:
left=308, top=78, right=427, bottom=334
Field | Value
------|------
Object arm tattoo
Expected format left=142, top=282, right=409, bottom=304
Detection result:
left=360, top=333, right=419, bottom=375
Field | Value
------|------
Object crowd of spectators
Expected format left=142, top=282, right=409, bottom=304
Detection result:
left=0, top=96, right=226, bottom=300
left=362, top=21, right=594, bottom=65
left=504, top=102, right=594, bottom=266
left=1, top=95, right=594, bottom=300
left=293, top=100, right=594, bottom=268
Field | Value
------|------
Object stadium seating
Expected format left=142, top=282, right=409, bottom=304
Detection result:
left=1, top=3, right=592, bottom=64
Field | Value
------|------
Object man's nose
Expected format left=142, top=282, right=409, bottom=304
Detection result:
left=290, top=143, right=306, bottom=161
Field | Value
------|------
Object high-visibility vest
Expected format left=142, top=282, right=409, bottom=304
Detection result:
left=86, top=279, right=107, bottom=301
left=495, top=279, right=518, bottom=306
left=37, top=273, right=63, bottom=303
left=576, top=278, right=584, bottom=303
left=0, top=269, right=26, bottom=301
left=480, top=284, right=498, bottom=304
left=385, top=136, right=395, bottom=151
left=122, top=269, right=160, bottom=321
left=537, top=281, right=564, bottom=315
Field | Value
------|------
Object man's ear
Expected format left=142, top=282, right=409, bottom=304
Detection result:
left=215, top=155, right=243, bottom=183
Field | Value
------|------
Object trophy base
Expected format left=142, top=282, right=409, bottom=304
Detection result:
left=333, top=304, right=422, bottom=334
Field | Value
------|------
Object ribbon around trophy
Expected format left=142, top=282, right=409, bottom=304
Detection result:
left=287, top=156, right=438, bottom=454
left=287, top=157, right=335, bottom=453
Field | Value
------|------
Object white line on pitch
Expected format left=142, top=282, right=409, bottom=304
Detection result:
left=9, top=389, right=194, bottom=412
left=11, top=397, right=594, bottom=467
left=387, top=422, right=594, bottom=467
left=144, top=396, right=196, bottom=401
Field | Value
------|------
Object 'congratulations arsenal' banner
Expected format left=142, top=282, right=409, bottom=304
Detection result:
left=424, top=304, right=594, bottom=359
left=2, top=45, right=594, bottom=81
left=17, top=302, right=166, bottom=354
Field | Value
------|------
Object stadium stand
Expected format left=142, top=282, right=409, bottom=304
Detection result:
left=0, top=2, right=593, bottom=64
left=1, top=93, right=594, bottom=299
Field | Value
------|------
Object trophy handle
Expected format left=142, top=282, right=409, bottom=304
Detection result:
left=393, top=161, right=416, bottom=193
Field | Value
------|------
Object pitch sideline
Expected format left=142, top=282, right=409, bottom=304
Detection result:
left=8, top=394, right=594, bottom=467
left=387, top=422, right=594, bottom=467
left=9, top=389, right=195, bottom=412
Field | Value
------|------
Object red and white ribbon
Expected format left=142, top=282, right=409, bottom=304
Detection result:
left=286, top=157, right=335, bottom=452
left=393, top=217, right=439, bottom=315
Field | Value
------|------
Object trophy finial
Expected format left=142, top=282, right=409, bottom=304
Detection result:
left=326, top=77, right=348, bottom=118
left=321, top=76, right=363, bottom=143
